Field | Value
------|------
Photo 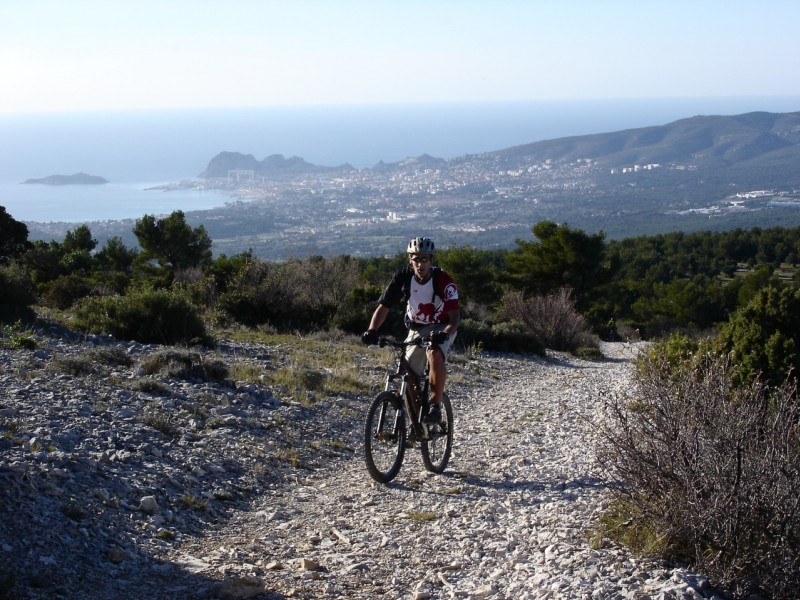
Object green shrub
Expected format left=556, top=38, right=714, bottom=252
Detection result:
left=0, top=321, right=37, bottom=350
left=714, top=286, right=800, bottom=388
left=42, top=274, right=93, bottom=309
left=218, top=261, right=302, bottom=329
left=331, top=285, right=383, bottom=334
left=638, top=333, right=702, bottom=377
left=597, top=345, right=800, bottom=599
left=72, top=289, right=212, bottom=346
left=0, top=265, right=35, bottom=323
left=457, top=318, right=545, bottom=355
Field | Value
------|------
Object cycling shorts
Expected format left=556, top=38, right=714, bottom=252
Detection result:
left=404, top=323, right=456, bottom=377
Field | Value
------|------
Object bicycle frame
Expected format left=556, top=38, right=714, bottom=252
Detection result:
left=380, top=336, right=432, bottom=440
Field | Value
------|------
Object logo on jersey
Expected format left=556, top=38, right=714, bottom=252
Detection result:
left=443, top=283, right=458, bottom=302
left=415, top=303, right=437, bottom=322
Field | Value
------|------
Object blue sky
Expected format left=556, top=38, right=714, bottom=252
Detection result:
left=1, top=0, right=798, bottom=114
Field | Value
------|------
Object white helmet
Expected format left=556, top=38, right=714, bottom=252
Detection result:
left=407, top=237, right=435, bottom=254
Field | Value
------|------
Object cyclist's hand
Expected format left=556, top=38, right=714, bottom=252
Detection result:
left=429, top=330, right=449, bottom=345
left=361, top=330, right=379, bottom=345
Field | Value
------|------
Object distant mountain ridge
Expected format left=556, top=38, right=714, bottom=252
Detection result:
left=199, top=151, right=353, bottom=178
left=489, top=111, right=800, bottom=169
left=198, top=111, right=800, bottom=175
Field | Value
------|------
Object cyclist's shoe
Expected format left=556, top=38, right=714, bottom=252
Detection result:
left=424, top=403, right=442, bottom=425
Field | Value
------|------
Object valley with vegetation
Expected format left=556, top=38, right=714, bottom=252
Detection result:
left=24, top=110, right=800, bottom=260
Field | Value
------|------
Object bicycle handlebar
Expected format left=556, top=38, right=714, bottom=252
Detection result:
left=378, top=336, right=425, bottom=350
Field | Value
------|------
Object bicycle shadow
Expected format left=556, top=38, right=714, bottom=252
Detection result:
left=387, top=469, right=607, bottom=501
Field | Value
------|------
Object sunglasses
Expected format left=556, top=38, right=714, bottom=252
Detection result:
left=411, top=255, right=431, bottom=264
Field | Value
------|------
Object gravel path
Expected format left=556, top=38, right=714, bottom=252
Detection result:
left=0, top=328, right=716, bottom=599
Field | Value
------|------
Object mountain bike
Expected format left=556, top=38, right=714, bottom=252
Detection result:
left=363, top=335, right=454, bottom=483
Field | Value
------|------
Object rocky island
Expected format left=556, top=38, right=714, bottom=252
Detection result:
left=23, top=172, right=108, bottom=185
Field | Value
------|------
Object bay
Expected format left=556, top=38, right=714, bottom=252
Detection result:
left=2, top=97, right=798, bottom=223
left=0, top=182, right=229, bottom=223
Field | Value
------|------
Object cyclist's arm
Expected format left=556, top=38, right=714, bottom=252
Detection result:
left=367, top=304, right=390, bottom=332
left=442, top=309, right=460, bottom=336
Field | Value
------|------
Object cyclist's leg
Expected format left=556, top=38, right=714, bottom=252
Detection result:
left=404, top=329, right=426, bottom=376
left=428, top=345, right=446, bottom=404
left=428, top=329, right=455, bottom=404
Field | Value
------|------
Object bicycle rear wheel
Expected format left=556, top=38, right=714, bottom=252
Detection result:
left=364, top=391, right=406, bottom=483
left=421, top=392, right=453, bottom=473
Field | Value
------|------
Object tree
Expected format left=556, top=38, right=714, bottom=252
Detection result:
left=437, top=246, right=505, bottom=307
left=57, top=224, right=98, bottom=275
left=0, top=206, right=31, bottom=260
left=62, top=224, right=97, bottom=253
left=133, top=211, right=212, bottom=271
left=505, top=221, right=608, bottom=310
left=96, top=236, right=138, bottom=274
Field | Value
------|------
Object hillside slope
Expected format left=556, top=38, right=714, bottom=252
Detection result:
left=492, top=111, right=800, bottom=169
left=0, top=326, right=714, bottom=599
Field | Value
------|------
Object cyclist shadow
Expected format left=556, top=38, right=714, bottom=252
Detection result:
left=390, top=470, right=606, bottom=498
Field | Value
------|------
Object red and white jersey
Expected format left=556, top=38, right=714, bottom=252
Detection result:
left=404, top=271, right=459, bottom=326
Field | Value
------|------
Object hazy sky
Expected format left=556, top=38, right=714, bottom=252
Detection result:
left=1, top=0, right=798, bottom=114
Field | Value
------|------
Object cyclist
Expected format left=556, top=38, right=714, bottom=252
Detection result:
left=362, top=237, right=460, bottom=424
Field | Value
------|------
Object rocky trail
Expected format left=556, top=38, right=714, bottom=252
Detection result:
left=0, top=326, right=715, bottom=599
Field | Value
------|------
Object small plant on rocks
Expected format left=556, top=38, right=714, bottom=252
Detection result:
left=142, top=406, right=180, bottom=438
left=404, top=510, right=437, bottom=523
left=132, top=378, right=172, bottom=396
left=85, top=346, right=134, bottom=367
left=179, top=495, right=207, bottom=512
left=0, top=321, right=36, bottom=350
left=138, top=348, right=229, bottom=383
left=49, top=354, right=96, bottom=377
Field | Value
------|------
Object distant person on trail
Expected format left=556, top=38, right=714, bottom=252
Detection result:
left=361, top=237, right=460, bottom=424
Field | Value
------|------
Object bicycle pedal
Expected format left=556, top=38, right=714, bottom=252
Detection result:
left=429, top=421, right=444, bottom=432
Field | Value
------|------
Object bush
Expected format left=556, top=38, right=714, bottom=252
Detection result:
left=72, top=289, right=212, bottom=346
left=597, top=345, right=800, bottom=599
left=0, top=265, right=35, bottom=323
left=499, top=288, right=598, bottom=352
left=715, top=286, right=800, bottom=388
left=331, top=285, right=384, bottom=334
left=457, top=318, right=545, bottom=355
left=218, top=262, right=302, bottom=329
left=138, top=348, right=228, bottom=382
left=43, top=274, right=93, bottom=309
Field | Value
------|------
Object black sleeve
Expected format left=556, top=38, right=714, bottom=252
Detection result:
left=377, top=268, right=409, bottom=307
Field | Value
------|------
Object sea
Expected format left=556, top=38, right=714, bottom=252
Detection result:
left=1, top=96, right=798, bottom=223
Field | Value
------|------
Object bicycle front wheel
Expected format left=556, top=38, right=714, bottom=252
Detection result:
left=364, top=391, right=406, bottom=483
left=421, top=392, right=453, bottom=473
